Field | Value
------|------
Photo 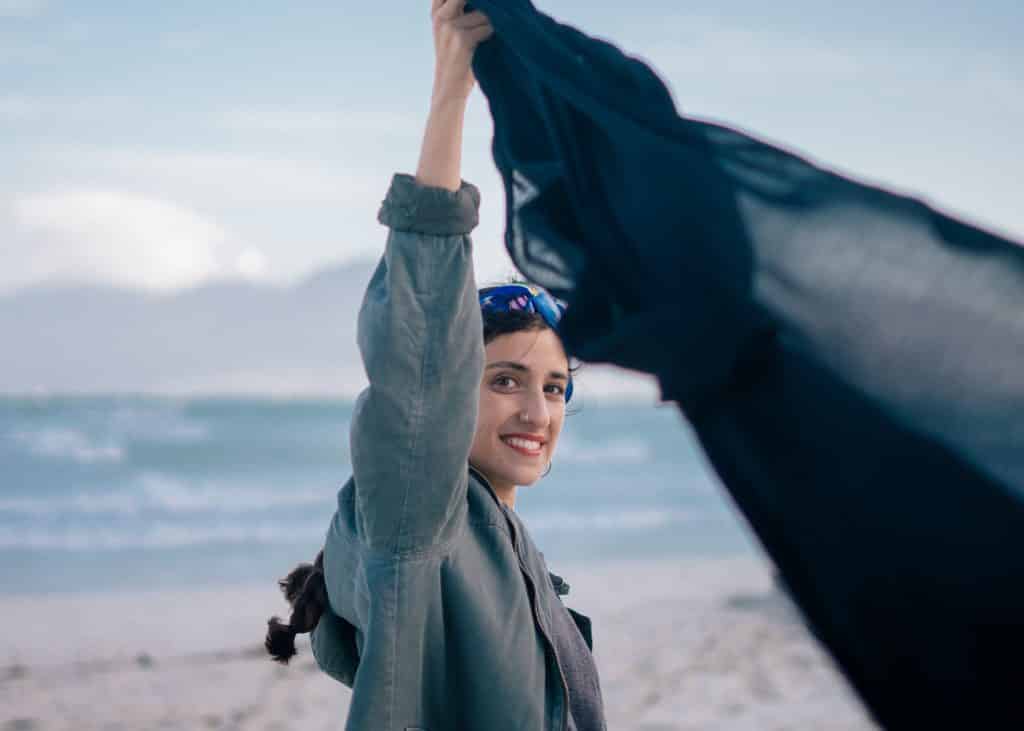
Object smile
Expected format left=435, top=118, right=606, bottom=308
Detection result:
left=501, top=435, right=544, bottom=456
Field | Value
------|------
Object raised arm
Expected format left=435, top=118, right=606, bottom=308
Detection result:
left=349, top=0, right=493, bottom=554
left=416, top=0, right=491, bottom=190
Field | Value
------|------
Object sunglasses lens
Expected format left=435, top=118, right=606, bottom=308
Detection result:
left=481, top=287, right=566, bottom=328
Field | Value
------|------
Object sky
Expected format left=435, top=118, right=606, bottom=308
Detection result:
left=2, top=0, right=1022, bottom=294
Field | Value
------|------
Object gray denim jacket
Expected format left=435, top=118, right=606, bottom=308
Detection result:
left=311, top=174, right=601, bottom=731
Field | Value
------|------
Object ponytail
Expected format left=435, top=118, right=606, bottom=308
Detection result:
left=265, top=550, right=328, bottom=664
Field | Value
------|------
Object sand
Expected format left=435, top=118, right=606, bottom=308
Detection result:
left=1, top=557, right=877, bottom=730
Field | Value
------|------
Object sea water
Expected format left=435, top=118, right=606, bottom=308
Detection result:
left=0, top=397, right=756, bottom=596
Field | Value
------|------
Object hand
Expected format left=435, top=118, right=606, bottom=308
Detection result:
left=415, top=0, right=492, bottom=190
left=430, top=0, right=493, bottom=104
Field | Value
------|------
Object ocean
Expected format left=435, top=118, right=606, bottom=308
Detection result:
left=0, top=396, right=757, bottom=596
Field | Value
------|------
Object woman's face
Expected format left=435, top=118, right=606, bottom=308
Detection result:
left=469, top=328, right=570, bottom=499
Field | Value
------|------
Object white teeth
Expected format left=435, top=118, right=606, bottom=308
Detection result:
left=504, top=437, right=541, bottom=451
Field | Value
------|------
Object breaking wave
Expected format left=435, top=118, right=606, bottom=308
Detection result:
left=0, top=473, right=335, bottom=517
left=10, top=427, right=124, bottom=464
left=0, top=519, right=328, bottom=551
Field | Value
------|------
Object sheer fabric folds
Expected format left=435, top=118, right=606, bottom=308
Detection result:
left=471, top=1, right=1024, bottom=726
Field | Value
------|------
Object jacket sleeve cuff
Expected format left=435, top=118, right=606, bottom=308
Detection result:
left=377, top=173, right=481, bottom=235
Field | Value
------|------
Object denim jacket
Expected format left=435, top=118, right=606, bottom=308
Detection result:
left=311, top=174, right=601, bottom=731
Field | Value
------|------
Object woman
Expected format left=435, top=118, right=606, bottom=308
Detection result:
left=265, top=1, right=605, bottom=729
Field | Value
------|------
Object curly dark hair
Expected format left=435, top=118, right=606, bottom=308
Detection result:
left=265, top=550, right=327, bottom=663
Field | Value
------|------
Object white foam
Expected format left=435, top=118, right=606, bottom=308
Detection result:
left=0, top=505, right=693, bottom=550
left=0, top=474, right=336, bottom=517
left=0, top=491, right=140, bottom=517
left=522, top=508, right=696, bottom=534
left=10, top=427, right=124, bottom=464
left=0, top=518, right=328, bottom=550
left=137, top=473, right=333, bottom=513
left=7, top=404, right=209, bottom=467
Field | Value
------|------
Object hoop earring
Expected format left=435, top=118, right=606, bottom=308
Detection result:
left=542, top=462, right=553, bottom=478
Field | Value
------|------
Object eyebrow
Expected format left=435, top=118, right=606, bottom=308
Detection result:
left=486, top=360, right=569, bottom=381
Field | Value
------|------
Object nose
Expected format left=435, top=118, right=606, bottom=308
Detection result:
left=518, top=386, right=551, bottom=429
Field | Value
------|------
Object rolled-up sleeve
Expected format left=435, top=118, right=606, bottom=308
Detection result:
left=350, top=173, right=484, bottom=554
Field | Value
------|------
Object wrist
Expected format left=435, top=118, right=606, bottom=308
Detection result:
left=430, top=76, right=474, bottom=108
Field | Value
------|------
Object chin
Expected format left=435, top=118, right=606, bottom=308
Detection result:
left=485, top=462, right=543, bottom=489
left=507, top=465, right=544, bottom=487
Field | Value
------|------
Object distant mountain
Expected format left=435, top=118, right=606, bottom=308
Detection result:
left=0, top=259, right=377, bottom=396
left=0, top=257, right=659, bottom=400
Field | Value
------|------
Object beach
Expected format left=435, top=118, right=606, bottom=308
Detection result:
left=1, top=557, right=876, bottom=731
left=2, top=398, right=876, bottom=728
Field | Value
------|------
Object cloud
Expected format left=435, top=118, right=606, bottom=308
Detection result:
left=235, top=248, right=268, bottom=280
left=0, top=0, right=47, bottom=18
left=10, top=190, right=226, bottom=291
left=5, top=138, right=407, bottom=291
left=41, top=145, right=372, bottom=205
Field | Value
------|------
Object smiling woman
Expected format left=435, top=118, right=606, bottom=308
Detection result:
left=261, top=1, right=605, bottom=729
left=470, top=302, right=573, bottom=506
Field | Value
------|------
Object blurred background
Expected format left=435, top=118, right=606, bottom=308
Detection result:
left=1, top=1, right=1021, bottom=729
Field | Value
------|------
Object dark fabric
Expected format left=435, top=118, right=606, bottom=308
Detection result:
left=548, top=600, right=605, bottom=731
left=549, top=570, right=570, bottom=596
left=546, top=572, right=602, bottom=729
left=567, top=608, right=593, bottom=652
left=470, top=2, right=1024, bottom=728
left=498, top=509, right=605, bottom=731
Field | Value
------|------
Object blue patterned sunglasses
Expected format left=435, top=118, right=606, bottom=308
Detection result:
left=478, top=284, right=573, bottom=402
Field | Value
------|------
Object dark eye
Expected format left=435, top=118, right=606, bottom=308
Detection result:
left=492, top=375, right=519, bottom=390
left=545, top=383, right=566, bottom=397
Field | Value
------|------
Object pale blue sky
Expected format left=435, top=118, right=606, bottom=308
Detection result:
left=2, top=0, right=1021, bottom=293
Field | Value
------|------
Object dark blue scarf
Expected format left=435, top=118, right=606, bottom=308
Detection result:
left=471, top=2, right=1024, bottom=727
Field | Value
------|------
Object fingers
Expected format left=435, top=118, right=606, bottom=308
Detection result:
left=447, top=13, right=493, bottom=50
left=435, top=0, right=467, bottom=21
left=429, top=0, right=492, bottom=93
left=451, top=10, right=489, bottom=28
left=465, top=23, right=494, bottom=45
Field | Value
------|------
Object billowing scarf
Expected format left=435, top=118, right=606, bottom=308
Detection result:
left=470, top=2, right=1024, bottom=727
